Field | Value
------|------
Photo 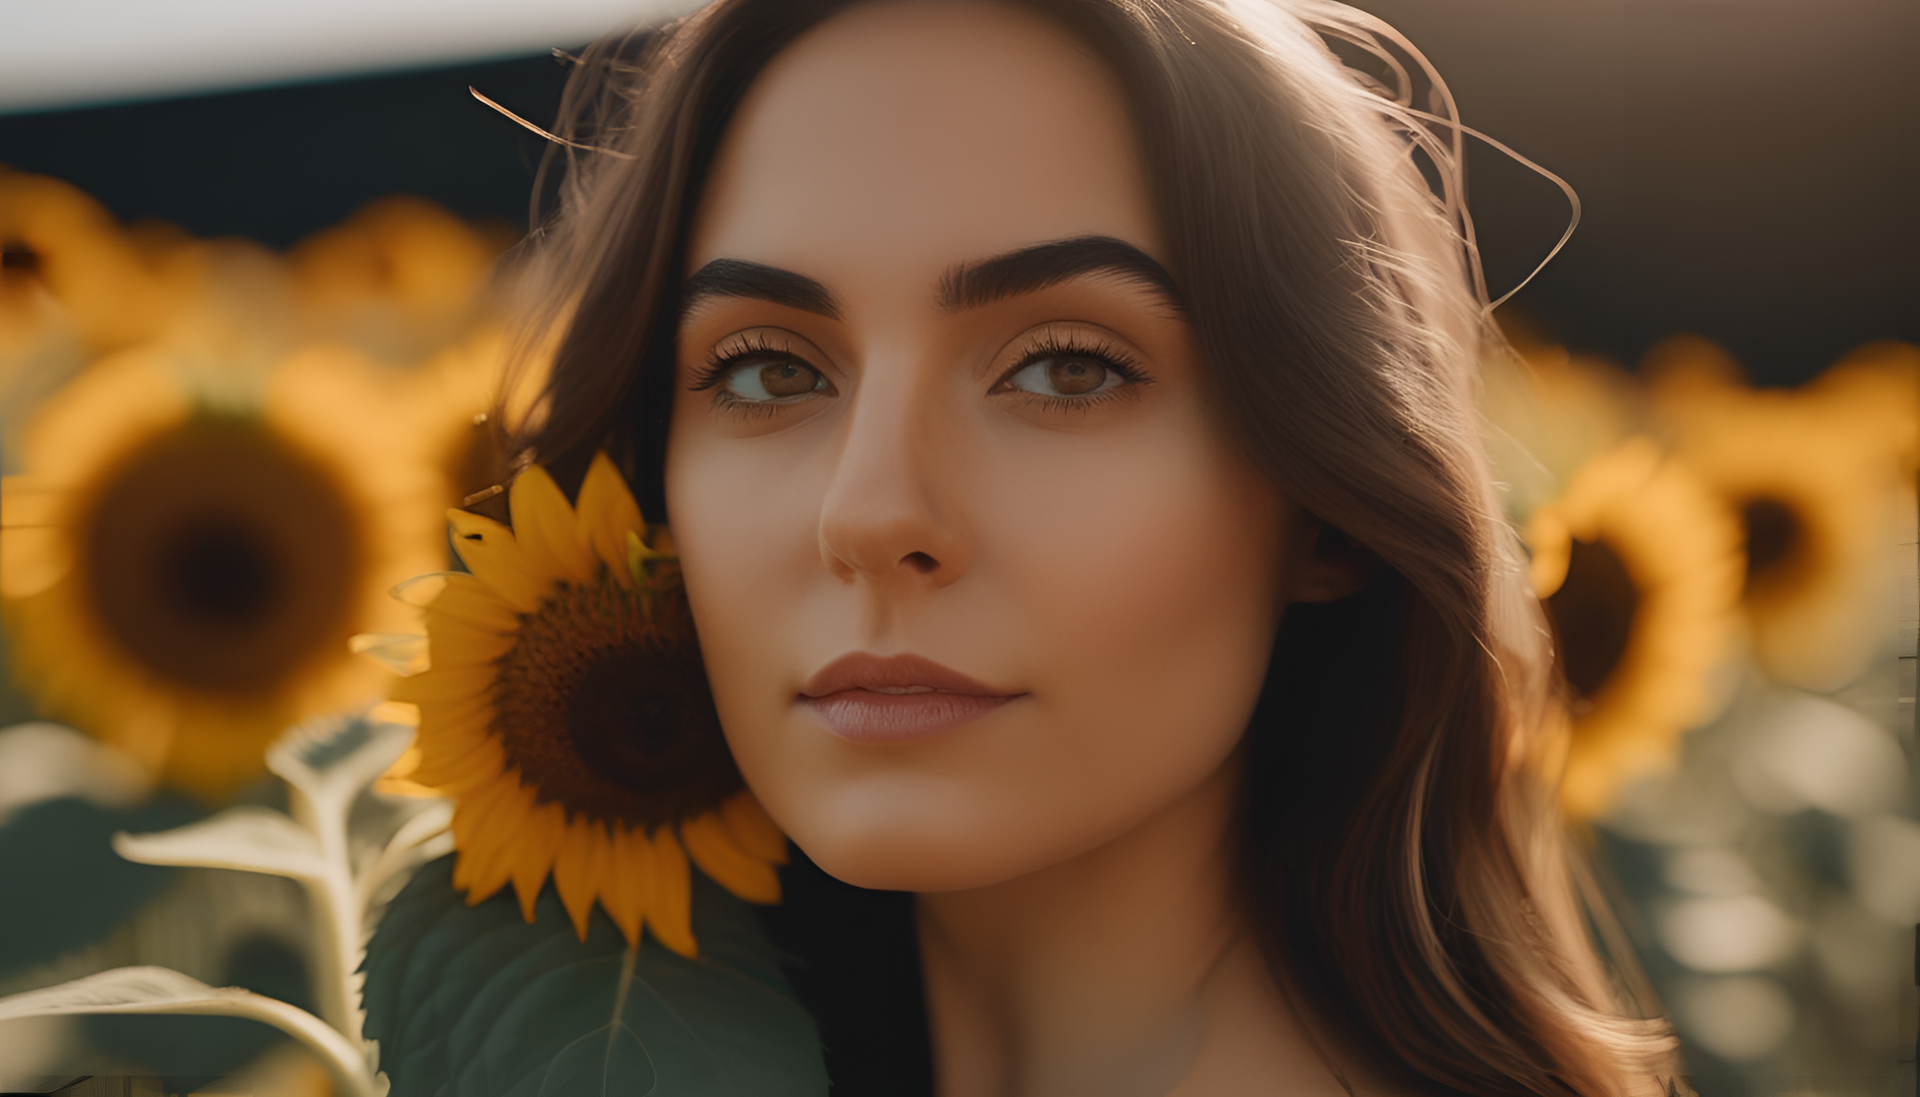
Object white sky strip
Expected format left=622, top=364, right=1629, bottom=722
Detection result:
left=0, top=0, right=697, bottom=114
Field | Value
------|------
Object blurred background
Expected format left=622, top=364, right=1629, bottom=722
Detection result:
left=0, top=0, right=1916, bottom=1093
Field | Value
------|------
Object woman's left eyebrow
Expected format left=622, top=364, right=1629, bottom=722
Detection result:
left=937, top=236, right=1183, bottom=313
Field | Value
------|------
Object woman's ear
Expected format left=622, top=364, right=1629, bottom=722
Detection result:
left=1285, top=517, right=1373, bottom=604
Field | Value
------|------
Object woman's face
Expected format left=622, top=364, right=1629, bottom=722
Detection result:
left=668, top=0, right=1299, bottom=891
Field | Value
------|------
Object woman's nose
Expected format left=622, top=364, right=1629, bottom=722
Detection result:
left=816, top=376, right=971, bottom=588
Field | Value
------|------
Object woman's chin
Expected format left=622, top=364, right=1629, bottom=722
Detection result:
left=788, top=811, right=1067, bottom=894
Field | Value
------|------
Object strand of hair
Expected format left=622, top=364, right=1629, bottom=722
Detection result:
left=469, top=86, right=638, bottom=161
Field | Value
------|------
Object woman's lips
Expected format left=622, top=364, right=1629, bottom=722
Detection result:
left=798, top=652, right=1020, bottom=743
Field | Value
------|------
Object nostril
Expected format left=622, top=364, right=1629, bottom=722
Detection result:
left=903, top=551, right=938, bottom=573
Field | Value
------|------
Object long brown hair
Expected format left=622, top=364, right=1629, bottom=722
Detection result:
left=504, top=0, right=1679, bottom=1091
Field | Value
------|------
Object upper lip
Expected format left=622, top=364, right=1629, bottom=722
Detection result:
left=800, top=652, right=1014, bottom=698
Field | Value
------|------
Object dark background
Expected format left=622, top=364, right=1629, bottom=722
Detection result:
left=0, top=0, right=1913, bottom=386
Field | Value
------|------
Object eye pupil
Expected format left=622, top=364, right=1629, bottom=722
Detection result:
left=758, top=360, right=817, bottom=398
left=1046, top=357, right=1106, bottom=396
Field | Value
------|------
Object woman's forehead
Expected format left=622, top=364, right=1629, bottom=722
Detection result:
left=687, top=0, right=1165, bottom=299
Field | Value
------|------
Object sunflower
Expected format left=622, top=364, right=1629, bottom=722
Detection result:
left=0, top=344, right=447, bottom=799
left=1480, top=330, right=1646, bottom=526
left=1, top=172, right=185, bottom=472
left=395, top=325, right=550, bottom=516
left=0, top=168, right=177, bottom=354
left=1, top=256, right=86, bottom=477
left=1525, top=437, right=1744, bottom=818
left=290, top=197, right=511, bottom=367
left=389, top=454, right=787, bottom=955
left=1647, top=335, right=1920, bottom=690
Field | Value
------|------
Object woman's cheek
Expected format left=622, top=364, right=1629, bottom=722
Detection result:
left=666, top=430, right=826, bottom=732
left=989, top=437, right=1286, bottom=809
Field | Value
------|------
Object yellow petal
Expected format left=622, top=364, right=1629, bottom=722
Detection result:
left=576, top=451, right=645, bottom=584
left=509, top=795, right=566, bottom=923
left=457, top=774, right=526, bottom=902
left=602, top=824, right=655, bottom=947
left=420, top=572, right=523, bottom=633
left=414, top=704, right=497, bottom=756
left=682, top=811, right=781, bottom=905
left=720, top=792, right=790, bottom=865
left=447, top=509, right=547, bottom=613
left=462, top=847, right=513, bottom=905
left=507, top=465, right=595, bottom=586
left=390, top=664, right=493, bottom=705
left=648, top=829, right=698, bottom=958
left=0, top=475, right=64, bottom=530
left=412, top=738, right=504, bottom=793
left=424, top=617, right=517, bottom=665
left=452, top=771, right=515, bottom=842
left=412, top=690, right=494, bottom=742
left=553, top=819, right=611, bottom=942
left=0, top=525, right=70, bottom=599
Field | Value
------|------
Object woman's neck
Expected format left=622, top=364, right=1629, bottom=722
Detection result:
left=915, top=762, right=1352, bottom=1097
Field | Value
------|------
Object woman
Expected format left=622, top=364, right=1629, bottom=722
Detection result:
left=472, top=0, right=1679, bottom=1090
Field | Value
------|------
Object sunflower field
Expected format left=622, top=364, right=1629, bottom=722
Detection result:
left=0, top=165, right=1916, bottom=1092
left=1485, top=322, right=1920, bottom=1082
left=0, top=168, right=821, bottom=1096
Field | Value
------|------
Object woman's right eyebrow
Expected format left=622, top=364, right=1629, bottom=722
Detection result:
left=682, top=258, right=843, bottom=319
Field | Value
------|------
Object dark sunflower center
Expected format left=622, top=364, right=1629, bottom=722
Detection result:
left=82, top=418, right=360, bottom=695
left=491, top=568, right=742, bottom=829
left=1740, top=496, right=1801, bottom=592
left=1, top=240, right=39, bottom=276
left=569, top=642, right=732, bottom=792
left=158, top=515, right=282, bottom=626
left=1544, top=537, right=1639, bottom=704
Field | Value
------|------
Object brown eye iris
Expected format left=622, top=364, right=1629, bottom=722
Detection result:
left=1003, top=349, right=1127, bottom=400
left=720, top=355, right=824, bottom=402
left=1044, top=357, right=1107, bottom=395
left=757, top=360, right=817, bottom=398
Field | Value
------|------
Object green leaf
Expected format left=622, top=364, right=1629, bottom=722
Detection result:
left=537, top=1022, right=654, bottom=1096
left=0, top=794, right=202, bottom=979
left=0, top=965, right=382, bottom=1097
left=364, top=856, right=827, bottom=1097
left=113, top=804, right=327, bottom=882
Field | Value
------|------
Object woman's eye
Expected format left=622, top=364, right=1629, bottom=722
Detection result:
left=1005, top=354, right=1119, bottom=397
left=722, top=357, right=827, bottom=401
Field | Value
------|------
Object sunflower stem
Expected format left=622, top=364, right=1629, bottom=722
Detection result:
left=286, top=779, right=367, bottom=1051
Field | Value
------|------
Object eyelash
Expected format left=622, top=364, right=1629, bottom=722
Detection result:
left=691, top=332, right=815, bottom=419
left=689, top=329, right=1154, bottom=417
left=990, top=331, right=1153, bottom=412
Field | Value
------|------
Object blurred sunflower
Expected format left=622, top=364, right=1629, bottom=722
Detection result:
left=389, top=454, right=786, bottom=955
left=0, top=168, right=176, bottom=354
left=1648, top=336, right=1920, bottom=690
left=1480, top=330, right=1646, bottom=526
left=290, top=197, right=512, bottom=367
left=1526, top=437, right=1744, bottom=817
left=0, top=345, right=446, bottom=799
left=0, top=258, right=86, bottom=476
left=0, top=172, right=190, bottom=473
left=398, top=325, right=550, bottom=516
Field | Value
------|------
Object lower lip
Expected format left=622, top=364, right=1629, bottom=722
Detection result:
left=800, top=689, right=1014, bottom=743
